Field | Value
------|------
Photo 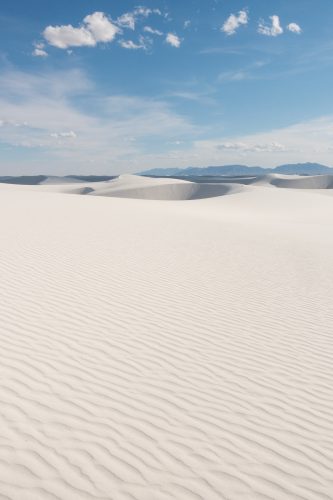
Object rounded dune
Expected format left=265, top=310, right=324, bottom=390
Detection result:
left=89, top=175, right=240, bottom=200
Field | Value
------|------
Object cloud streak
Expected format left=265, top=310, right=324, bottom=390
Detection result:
left=143, top=26, right=163, bottom=36
left=191, top=116, right=333, bottom=167
left=50, top=131, right=77, bottom=139
left=217, top=141, right=286, bottom=152
left=0, top=68, right=196, bottom=174
left=119, top=36, right=151, bottom=51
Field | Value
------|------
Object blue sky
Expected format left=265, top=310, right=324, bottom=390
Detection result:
left=1, top=0, right=333, bottom=174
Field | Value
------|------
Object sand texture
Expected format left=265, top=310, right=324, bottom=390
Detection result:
left=0, top=175, right=333, bottom=499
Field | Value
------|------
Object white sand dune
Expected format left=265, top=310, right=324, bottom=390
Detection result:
left=5, top=173, right=333, bottom=197
left=0, top=175, right=333, bottom=500
left=36, top=174, right=241, bottom=200
left=248, top=173, right=333, bottom=189
left=89, top=175, right=239, bottom=200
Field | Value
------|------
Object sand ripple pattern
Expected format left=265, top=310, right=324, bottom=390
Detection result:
left=0, top=186, right=333, bottom=499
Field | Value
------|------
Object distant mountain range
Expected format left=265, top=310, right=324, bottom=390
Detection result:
left=139, top=163, right=333, bottom=177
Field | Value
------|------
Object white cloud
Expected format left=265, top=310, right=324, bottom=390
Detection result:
left=217, top=141, right=286, bottom=152
left=258, top=15, right=283, bottom=37
left=34, top=42, right=45, bottom=49
left=119, top=40, right=143, bottom=50
left=119, top=35, right=151, bottom=51
left=117, top=7, right=162, bottom=30
left=43, top=12, right=119, bottom=49
left=143, top=26, right=163, bottom=36
left=43, top=25, right=95, bottom=49
left=166, top=33, right=181, bottom=48
left=84, top=12, right=119, bottom=43
left=32, top=42, right=48, bottom=57
left=134, top=7, right=161, bottom=17
left=33, top=48, right=48, bottom=57
left=117, top=13, right=136, bottom=30
left=287, top=22, right=302, bottom=34
left=221, top=10, right=248, bottom=36
left=184, top=20, right=191, bottom=29
left=42, top=9, right=164, bottom=51
left=50, top=131, right=77, bottom=139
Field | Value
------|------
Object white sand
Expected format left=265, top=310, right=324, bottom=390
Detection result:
left=35, top=174, right=241, bottom=200
left=0, top=175, right=333, bottom=499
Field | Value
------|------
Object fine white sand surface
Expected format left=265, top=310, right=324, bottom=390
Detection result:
left=0, top=175, right=333, bottom=499
left=36, top=174, right=241, bottom=200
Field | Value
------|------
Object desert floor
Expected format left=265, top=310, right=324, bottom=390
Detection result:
left=0, top=175, right=332, bottom=499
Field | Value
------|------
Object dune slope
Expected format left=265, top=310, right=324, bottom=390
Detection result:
left=0, top=182, right=332, bottom=500
left=35, top=174, right=241, bottom=200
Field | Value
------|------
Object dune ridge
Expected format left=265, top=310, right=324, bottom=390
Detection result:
left=36, top=174, right=242, bottom=200
left=0, top=179, right=333, bottom=499
left=39, top=173, right=333, bottom=199
left=3, top=173, right=333, bottom=201
left=164, top=173, right=333, bottom=190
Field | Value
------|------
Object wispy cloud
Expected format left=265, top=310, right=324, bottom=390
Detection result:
left=119, top=40, right=142, bottom=50
left=133, top=7, right=161, bottom=17
left=119, top=36, right=151, bottom=51
left=258, top=15, right=283, bottom=37
left=218, top=60, right=267, bottom=83
left=217, top=141, right=286, bottom=152
left=143, top=26, right=163, bottom=36
left=116, top=7, right=161, bottom=31
left=192, top=116, right=333, bottom=166
left=50, top=131, right=77, bottom=139
left=116, top=13, right=136, bottom=30
left=218, top=70, right=249, bottom=82
left=0, top=68, right=196, bottom=173
left=2, top=68, right=333, bottom=171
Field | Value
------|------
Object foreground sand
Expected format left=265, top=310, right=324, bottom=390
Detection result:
left=0, top=176, right=333, bottom=499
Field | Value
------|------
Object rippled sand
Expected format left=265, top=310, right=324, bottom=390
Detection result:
left=0, top=175, right=332, bottom=499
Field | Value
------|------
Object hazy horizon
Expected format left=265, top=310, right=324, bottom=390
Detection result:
left=1, top=161, right=333, bottom=180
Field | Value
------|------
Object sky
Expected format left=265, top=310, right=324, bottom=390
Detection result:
left=1, top=0, right=333, bottom=175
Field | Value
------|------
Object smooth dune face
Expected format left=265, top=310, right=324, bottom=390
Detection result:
left=0, top=176, right=333, bottom=500
left=35, top=174, right=241, bottom=200
left=24, top=173, right=333, bottom=198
